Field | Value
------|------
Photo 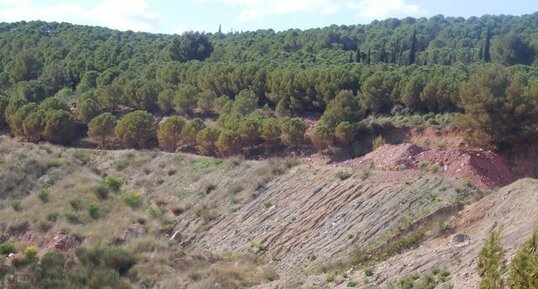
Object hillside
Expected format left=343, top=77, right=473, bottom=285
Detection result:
left=334, top=177, right=538, bottom=288
left=0, top=12, right=537, bottom=289
left=0, top=135, right=536, bottom=288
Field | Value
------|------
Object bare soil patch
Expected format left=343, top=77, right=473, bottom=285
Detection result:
left=341, top=143, right=516, bottom=189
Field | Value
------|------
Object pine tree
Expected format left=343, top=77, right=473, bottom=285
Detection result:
left=157, top=116, right=186, bottom=152
left=88, top=112, right=116, bottom=148
left=477, top=229, right=505, bottom=289
left=115, top=110, right=156, bottom=149
left=509, top=228, right=538, bottom=289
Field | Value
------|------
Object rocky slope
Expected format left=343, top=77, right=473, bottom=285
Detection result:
left=175, top=166, right=469, bottom=271
left=256, top=178, right=538, bottom=289
left=327, top=178, right=538, bottom=289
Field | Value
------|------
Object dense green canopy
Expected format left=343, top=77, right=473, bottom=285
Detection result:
left=0, top=14, right=537, bottom=152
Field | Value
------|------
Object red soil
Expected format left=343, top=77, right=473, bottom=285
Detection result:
left=342, top=143, right=516, bottom=189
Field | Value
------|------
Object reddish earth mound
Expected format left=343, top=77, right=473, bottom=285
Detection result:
left=342, top=143, right=516, bottom=189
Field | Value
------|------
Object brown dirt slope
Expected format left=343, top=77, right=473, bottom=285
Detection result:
left=342, top=143, right=516, bottom=189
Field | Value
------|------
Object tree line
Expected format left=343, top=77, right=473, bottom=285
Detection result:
left=0, top=17, right=537, bottom=153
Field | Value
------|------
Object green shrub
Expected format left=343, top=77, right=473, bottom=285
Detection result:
left=64, top=212, right=80, bottom=224
left=69, top=198, right=82, bottom=210
left=92, top=185, right=109, bottom=199
left=88, top=269, right=123, bottom=289
left=102, top=176, right=124, bottom=192
left=0, top=242, right=17, bottom=255
left=10, top=200, right=22, bottom=212
left=372, top=135, right=386, bottom=150
left=24, top=246, right=38, bottom=260
left=193, top=205, right=215, bottom=222
left=75, top=246, right=136, bottom=275
left=37, top=189, right=49, bottom=202
left=347, top=280, right=358, bottom=287
left=326, top=273, right=336, bottom=283
left=418, top=160, right=430, bottom=170
left=336, top=171, right=352, bottom=180
left=87, top=202, right=101, bottom=219
left=378, top=231, right=425, bottom=260
left=364, top=267, right=374, bottom=277
left=144, top=207, right=162, bottom=219
left=122, top=192, right=142, bottom=208
left=464, top=179, right=475, bottom=188
left=46, top=212, right=59, bottom=222
left=114, top=160, right=129, bottom=171
left=37, top=219, right=52, bottom=232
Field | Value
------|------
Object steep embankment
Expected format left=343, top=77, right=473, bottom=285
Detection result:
left=326, top=178, right=538, bottom=289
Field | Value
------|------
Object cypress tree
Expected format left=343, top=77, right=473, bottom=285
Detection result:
left=367, top=48, right=371, bottom=65
left=391, top=46, right=397, bottom=64
left=409, top=27, right=417, bottom=65
left=483, top=25, right=491, bottom=62
left=355, top=47, right=361, bottom=63
left=379, top=44, right=388, bottom=63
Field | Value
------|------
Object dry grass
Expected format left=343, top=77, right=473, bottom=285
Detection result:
left=0, top=138, right=295, bottom=289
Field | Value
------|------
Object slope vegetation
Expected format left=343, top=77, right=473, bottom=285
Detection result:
left=0, top=137, right=535, bottom=289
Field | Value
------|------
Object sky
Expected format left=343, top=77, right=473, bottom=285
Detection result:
left=0, top=0, right=537, bottom=34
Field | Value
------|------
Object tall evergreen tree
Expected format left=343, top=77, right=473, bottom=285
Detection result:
left=355, top=47, right=361, bottom=63
left=477, top=229, right=505, bottom=289
left=483, top=25, right=492, bottom=62
left=409, top=27, right=417, bottom=65
left=509, top=228, right=538, bottom=289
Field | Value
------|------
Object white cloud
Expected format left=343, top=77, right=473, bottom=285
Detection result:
left=0, top=0, right=162, bottom=32
left=197, top=0, right=424, bottom=24
left=346, top=0, right=425, bottom=22
left=197, top=0, right=341, bottom=23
